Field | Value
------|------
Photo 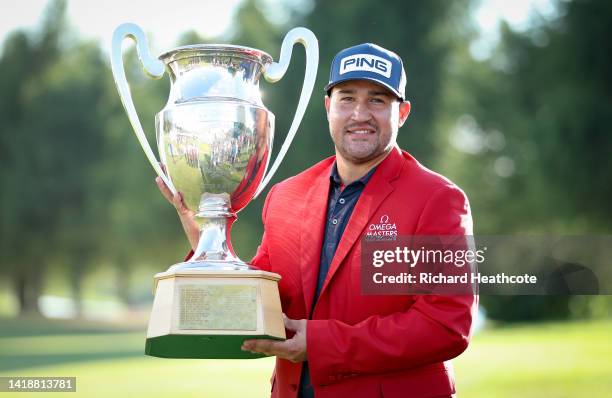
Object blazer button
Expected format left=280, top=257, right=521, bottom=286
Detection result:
left=290, top=384, right=297, bottom=391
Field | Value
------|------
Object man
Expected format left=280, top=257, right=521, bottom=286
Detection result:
left=157, top=43, right=476, bottom=398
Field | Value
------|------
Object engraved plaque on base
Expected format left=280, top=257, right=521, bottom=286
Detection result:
left=179, top=285, right=257, bottom=331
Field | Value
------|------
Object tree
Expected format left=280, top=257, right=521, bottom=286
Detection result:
left=435, top=0, right=612, bottom=321
left=0, top=0, right=70, bottom=314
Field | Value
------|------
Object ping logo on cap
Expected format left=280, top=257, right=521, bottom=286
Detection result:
left=339, top=54, right=392, bottom=78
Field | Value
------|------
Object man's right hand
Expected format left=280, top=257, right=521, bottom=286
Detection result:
left=155, top=176, right=200, bottom=251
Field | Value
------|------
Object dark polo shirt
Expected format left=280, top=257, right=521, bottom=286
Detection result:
left=299, top=162, right=377, bottom=398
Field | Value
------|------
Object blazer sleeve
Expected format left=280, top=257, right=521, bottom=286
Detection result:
left=307, top=185, right=477, bottom=385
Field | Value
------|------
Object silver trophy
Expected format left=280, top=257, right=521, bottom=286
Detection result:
left=111, top=23, right=318, bottom=358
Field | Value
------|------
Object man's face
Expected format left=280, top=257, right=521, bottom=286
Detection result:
left=324, top=80, right=410, bottom=165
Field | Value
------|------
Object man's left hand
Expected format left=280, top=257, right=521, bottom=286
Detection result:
left=241, top=314, right=307, bottom=363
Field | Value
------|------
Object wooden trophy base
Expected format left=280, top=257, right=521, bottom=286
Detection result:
left=145, top=268, right=285, bottom=359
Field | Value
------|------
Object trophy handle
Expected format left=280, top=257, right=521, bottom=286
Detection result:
left=110, top=23, right=176, bottom=195
left=253, top=27, right=319, bottom=199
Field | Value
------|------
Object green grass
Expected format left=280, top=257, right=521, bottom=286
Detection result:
left=0, top=317, right=274, bottom=398
left=454, top=320, right=612, bottom=397
left=0, top=317, right=610, bottom=397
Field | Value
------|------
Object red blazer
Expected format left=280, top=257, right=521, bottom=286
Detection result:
left=251, top=147, right=476, bottom=398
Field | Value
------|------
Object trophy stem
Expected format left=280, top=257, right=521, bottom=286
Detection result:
left=191, top=213, right=238, bottom=262
left=163, top=212, right=252, bottom=272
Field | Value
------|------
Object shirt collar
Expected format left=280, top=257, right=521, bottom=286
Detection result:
left=330, top=161, right=377, bottom=187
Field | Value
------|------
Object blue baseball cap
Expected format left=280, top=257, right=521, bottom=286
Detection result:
left=325, top=43, right=406, bottom=100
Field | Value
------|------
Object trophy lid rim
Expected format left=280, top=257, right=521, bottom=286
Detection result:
left=159, top=44, right=273, bottom=65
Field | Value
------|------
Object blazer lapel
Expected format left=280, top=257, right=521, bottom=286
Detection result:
left=300, top=161, right=334, bottom=318
left=318, top=147, right=406, bottom=300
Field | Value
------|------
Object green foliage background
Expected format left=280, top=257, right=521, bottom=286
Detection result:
left=0, top=0, right=610, bottom=327
left=1, top=0, right=612, bottom=396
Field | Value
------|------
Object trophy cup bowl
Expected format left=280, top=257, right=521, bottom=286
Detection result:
left=111, top=24, right=318, bottom=358
left=157, top=45, right=275, bottom=269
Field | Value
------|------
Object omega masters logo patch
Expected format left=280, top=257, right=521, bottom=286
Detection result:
left=339, top=54, right=392, bottom=78
left=365, top=214, right=397, bottom=241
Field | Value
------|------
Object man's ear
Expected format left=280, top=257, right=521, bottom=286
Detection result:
left=324, top=95, right=331, bottom=119
left=398, top=100, right=411, bottom=127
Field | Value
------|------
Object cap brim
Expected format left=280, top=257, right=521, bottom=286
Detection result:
left=324, top=77, right=403, bottom=101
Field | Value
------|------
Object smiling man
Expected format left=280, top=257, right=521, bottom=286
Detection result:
left=158, top=43, right=476, bottom=398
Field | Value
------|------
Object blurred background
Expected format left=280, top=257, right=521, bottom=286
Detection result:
left=0, top=0, right=611, bottom=396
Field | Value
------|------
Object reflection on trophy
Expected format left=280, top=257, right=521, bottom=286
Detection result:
left=110, top=23, right=318, bottom=358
